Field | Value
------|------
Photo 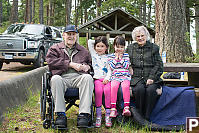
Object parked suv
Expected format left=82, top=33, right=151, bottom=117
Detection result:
left=0, top=23, right=62, bottom=70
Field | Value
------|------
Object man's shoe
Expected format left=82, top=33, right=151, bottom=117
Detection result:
left=77, top=113, right=92, bottom=128
left=55, top=115, right=67, bottom=129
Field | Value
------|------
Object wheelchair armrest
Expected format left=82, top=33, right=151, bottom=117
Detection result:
left=46, top=71, right=52, bottom=77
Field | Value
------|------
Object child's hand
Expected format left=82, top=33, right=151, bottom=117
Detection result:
left=103, top=79, right=109, bottom=84
left=118, top=53, right=123, bottom=59
left=115, top=53, right=123, bottom=60
left=115, top=53, right=119, bottom=60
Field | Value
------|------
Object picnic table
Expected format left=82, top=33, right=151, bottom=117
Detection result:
left=163, top=63, right=199, bottom=87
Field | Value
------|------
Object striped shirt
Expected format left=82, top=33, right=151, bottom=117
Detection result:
left=108, top=53, right=131, bottom=82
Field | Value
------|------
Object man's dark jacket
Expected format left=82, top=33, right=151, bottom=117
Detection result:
left=46, top=41, right=92, bottom=76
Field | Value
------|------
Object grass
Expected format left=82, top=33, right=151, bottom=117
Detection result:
left=0, top=91, right=186, bottom=133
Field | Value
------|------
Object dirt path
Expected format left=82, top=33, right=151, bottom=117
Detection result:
left=0, top=62, right=34, bottom=81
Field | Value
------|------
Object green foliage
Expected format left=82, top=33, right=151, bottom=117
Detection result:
left=0, top=21, right=11, bottom=33
left=185, top=51, right=199, bottom=63
left=1, top=0, right=156, bottom=28
left=2, top=0, right=11, bottom=22
left=79, top=37, right=87, bottom=48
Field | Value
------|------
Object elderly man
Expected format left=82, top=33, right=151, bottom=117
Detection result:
left=46, top=25, right=94, bottom=128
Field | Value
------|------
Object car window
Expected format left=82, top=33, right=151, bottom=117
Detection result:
left=45, top=27, right=52, bottom=35
left=53, top=29, right=62, bottom=38
left=20, top=24, right=44, bottom=35
left=3, top=24, right=25, bottom=34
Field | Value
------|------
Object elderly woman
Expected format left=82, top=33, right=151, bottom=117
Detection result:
left=126, top=26, right=163, bottom=120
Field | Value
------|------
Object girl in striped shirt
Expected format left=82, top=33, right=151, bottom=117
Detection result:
left=108, top=35, right=133, bottom=117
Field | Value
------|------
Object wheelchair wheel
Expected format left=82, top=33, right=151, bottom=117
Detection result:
left=40, top=74, right=47, bottom=120
left=43, top=119, right=51, bottom=129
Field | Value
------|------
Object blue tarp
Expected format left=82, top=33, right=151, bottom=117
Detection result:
left=150, top=86, right=197, bottom=125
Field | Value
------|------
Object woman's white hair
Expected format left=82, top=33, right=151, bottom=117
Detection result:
left=132, top=26, right=151, bottom=41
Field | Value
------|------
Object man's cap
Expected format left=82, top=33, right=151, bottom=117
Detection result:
left=63, top=25, right=78, bottom=33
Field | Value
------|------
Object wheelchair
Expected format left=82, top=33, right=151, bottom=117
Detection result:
left=40, top=71, right=95, bottom=129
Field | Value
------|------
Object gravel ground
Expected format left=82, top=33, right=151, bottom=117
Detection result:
left=0, top=62, right=34, bottom=81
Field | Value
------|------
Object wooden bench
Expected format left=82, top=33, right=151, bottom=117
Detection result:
left=163, top=79, right=188, bottom=86
left=164, top=63, right=199, bottom=87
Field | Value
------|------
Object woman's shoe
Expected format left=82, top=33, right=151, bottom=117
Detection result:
left=95, top=117, right=102, bottom=128
left=110, top=108, right=117, bottom=118
left=122, top=106, right=131, bottom=116
left=105, top=116, right=112, bottom=127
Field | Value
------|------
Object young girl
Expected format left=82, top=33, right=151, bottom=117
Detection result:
left=88, top=36, right=112, bottom=128
left=108, top=35, right=132, bottom=117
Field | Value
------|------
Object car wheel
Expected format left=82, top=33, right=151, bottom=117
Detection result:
left=34, top=50, right=45, bottom=68
left=0, top=61, right=3, bottom=70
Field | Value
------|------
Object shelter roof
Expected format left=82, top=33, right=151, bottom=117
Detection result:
left=78, top=8, right=155, bottom=40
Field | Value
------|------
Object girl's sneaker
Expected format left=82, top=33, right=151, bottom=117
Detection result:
left=110, top=108, right=117, bottom=118
left=95, top=117, right=102, bottom=128
left=122, top=106, right=131, bottom=116
left=105, top=116, right=112, bottom=127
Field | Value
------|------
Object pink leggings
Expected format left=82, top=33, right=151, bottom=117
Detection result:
left=94, top=79, right=111, bottom=108
left=111, top=80, right=130, bottom=107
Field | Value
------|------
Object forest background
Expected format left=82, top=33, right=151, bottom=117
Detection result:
left=0, top=0, right=199, bottom=63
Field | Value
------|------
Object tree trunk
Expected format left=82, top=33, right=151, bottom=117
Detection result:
left=147, top=3, right=152, bottom=26
left=84, top=8, right=87, bottom=23
left=39, top=0, right=43, bottom=24
left=46, top=5, right=49, bottom=25
left=142, top=0, right=146, bottom=24
left=49, top=0, right=53, bottom=25
left=10, top=0, right=18, bottom=23
left=52, top=2, right=55, bottom=25
left=25, top=0, right=29, bottom=22
left=29, top=0, right=32, bottom=23
left=139, top=1, right=143, bottom=20
left=185, top=0, right=190, bottom=33
left=65, top=0, right=72, bottom=25
left=195, top=3, right=199, bottom=52
left=32, top=0, right=35, bottom=22
left=75, top=0, right=79, bottom=26
left=0, top=0, right=2, bottom=24
left=7, top=0, right=10, bottom=20
left=155, top=0, right=192, bottom=62
left=96, top=0, right=101, bottom=17
left=80, top=0, right=83, bottom=24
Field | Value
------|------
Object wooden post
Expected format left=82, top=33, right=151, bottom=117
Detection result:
left=106, top=33, right=110, bottom=53
left=86, top=32, right=89, bottom=49
left=122, top=33, right=125, bottom=39
left=106, top=33, right=110, bottom=41
left=89, top=29, right=91, bottom=39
